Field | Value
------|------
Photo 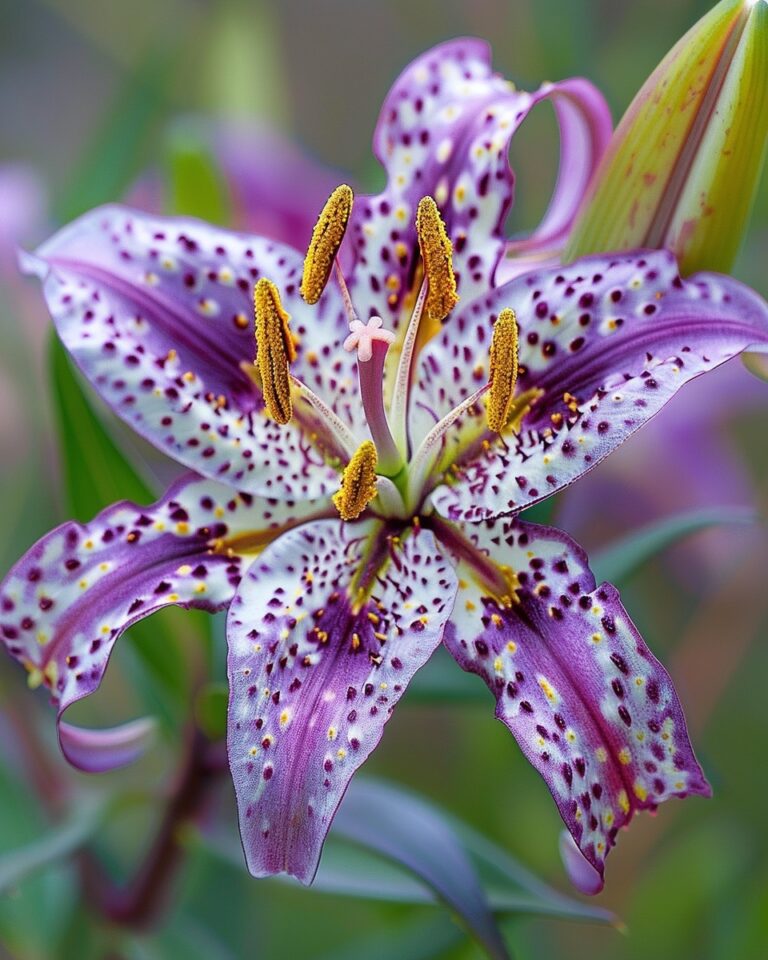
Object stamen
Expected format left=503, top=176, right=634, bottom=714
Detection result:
left=486, top=308, right=520, bottom=433
left=406, top=381, right=491, bottom=513
left=333, top=441, right=379, bottom=521
left=416, top=196, right=459, bottom=322
left=254, top=278, right=296, bottom=425
left=389, top=279, right=429, bottom=454
left=301, top=184, right=354, bottom=304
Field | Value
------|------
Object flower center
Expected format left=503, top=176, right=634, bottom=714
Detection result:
left=255, top=186, right=533, bottom=522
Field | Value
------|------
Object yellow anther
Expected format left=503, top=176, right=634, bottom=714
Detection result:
left=486, top=308, right=520, bottom=433
left=416, top=196, right=459, bottom=322
left=254, top=278, right=295, bottom=425
left=301, top=184, right=354, bottom=304
left=332, top=441, right=379, bottom=521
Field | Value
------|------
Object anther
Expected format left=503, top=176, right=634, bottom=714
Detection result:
left=486, top=308, right=520, bottom=433
left=333, top=441, right=379, bottom=521
left=301, top=184, right=354, bottom=304
left=416, top=196, right=459, bottom=322
left=254, top=278, right=296, bottom=425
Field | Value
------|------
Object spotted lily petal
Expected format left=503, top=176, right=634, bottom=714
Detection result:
left=409, top=249, right=768, bottom=522
left=345, top=39, right=611, bottom=326
left=227, top=518, right=458, bottom=883
left=439, top=516, right=710, bottom=885
left=22, top=205, right=360, bottom=498
left=0, top=473, right=323, bottom=769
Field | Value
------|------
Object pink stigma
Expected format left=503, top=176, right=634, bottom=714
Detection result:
left=343, top=317, right=395, bottom=363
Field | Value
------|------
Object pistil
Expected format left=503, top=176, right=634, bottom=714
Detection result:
left=344, top=319, right=404, bottom=476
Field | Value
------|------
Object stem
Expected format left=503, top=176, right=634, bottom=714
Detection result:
left=80, top=728, right=224, bottom=929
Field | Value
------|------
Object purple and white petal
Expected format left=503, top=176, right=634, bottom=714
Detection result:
left=438, top=516, right=710, bottom=882
left=23, top=206, right=365, bottom=496
left=227, top=518, right=458, bottom=883
left=410, top=250, right=768, bottom=521
left=0, top=473, right=322, bottom=769
left=343, top=40, right=610, bottom=328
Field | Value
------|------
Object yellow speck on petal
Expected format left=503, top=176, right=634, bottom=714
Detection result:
left=493, top=657, right=503, bottom=673
left=618, top=790, right=630, bottom=814
left=279, top=710, right=290, bottom=727
left=327, top=726, right=337, bottom=741
left=538, top=677, right=559, bottom=703
left=27, top=667, right=44, bottom=690
left=618, top=747, right=632, bottom=765
left=337, top=748, right=347, bottom=759
left=177, top=564, right=193, bottom=576
left=333, top=441, right=378, bottom=521
left=37, top=632, right=48, bottom=646
left=416, top=196, right=459, bottom=322
left=596, top=747, right=608, bottom=762
left=254, top=277, right=296, bottom=425
left=101, top=625, right=110, bottom=635
left=604, top=810, right=614, bottom=827
left=79, top=579, right=88, bottom=590
left=300, top=184, right=354, bottom=304
left=84, top=539, right=94, bottom=550
left=194, top=583, right=207, bottom=594
left=633, top=782, right=648, bottom=802
left=486, top=308, right=519, bottom=432
left=176, top=522, right=189, bottom=535
left=465, top=599, right=476, bottom=611
left=591, top=632, right=602, bottom=644
left=506, top=641, right=517, bottom=653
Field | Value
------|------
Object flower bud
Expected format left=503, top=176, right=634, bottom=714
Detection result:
left=566, top=0, right=768, bottom=276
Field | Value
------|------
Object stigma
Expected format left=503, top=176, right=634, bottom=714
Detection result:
left=343, top=317, right=395, bottom=363
left=254, top=278, right=296, bottom=425
left=300, top=184, right=354, bottom=305
left=486, top=308, right=520, bottom=433
left=333, top=441, right=379, bottom=520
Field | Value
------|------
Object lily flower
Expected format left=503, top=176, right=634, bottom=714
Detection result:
left=3, top=39, right=768, bottom=893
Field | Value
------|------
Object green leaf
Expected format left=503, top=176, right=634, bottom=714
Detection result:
left=332, top=779, right=510, bottom=960
left=54, top=52, right=172, bottom=223
left=0, top=793, right=105, bottom=894
left=591, top=507, right=758, bottom=584
left=199, top=777, right=618, bottom=936
left=50, top=339, right=154, bottom=521
left=163, top=120, right=233, bottom=223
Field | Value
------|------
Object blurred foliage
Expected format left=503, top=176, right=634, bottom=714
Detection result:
left=0, top=1, right=766, bottom=959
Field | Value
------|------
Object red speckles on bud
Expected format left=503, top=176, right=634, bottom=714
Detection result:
left=567, top=0, right=767, bottom=276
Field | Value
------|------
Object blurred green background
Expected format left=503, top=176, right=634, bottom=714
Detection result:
left=1, top=1, right=766, bottom=958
